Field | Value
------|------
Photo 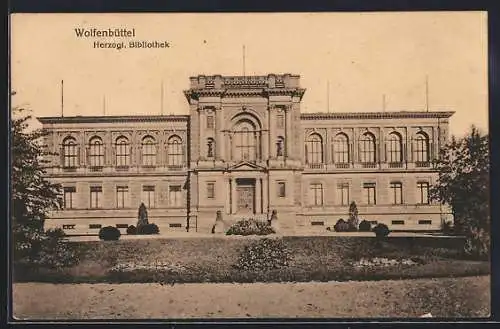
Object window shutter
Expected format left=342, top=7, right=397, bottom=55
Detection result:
left=129, top=145, right=133, bottom=165
left=85, top=147, right=90, bottom=166
left=410, top=138, right=414, bottom=162
left=111, top=147, right=116, bottom=166
left=350, top=143, right=354, bottom=164
left=384, top=142, right=388, bottom=162
left=429, top=140, right=434, bottom=162
left=60, top=146, right=64, bottom=167
left=304, top=144, right=308, bottom=164
left=331, top=144, right=335, bottom=163
left=403, top=143, right=407, bottom=162
left=77, top=148, right=81, bottom=166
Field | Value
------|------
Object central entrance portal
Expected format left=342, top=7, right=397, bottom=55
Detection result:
left=236, top=178, right=255, bottom=214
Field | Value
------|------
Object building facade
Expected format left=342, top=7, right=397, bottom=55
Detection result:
left=39, top=74, right=454, bottom=235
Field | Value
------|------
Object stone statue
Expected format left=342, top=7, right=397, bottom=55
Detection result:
left=137, top=202, right=149, bottom=228
left=212, top=210, right=225, bottom=234
left=269, top=209, right=280, bottom=232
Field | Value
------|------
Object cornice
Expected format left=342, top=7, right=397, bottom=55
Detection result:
left=37, top=115, right=189, bottom=124
left=300, top=111, right=455, bottom=120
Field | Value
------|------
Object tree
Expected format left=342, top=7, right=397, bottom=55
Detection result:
left=11, top=104, right=76, bottom=269
left=347, top=201, right=359, bottom=231
left=430, top=126, right=489, bottom=257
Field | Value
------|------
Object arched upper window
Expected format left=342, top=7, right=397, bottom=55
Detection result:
left=141, top=136, right=157, bottom=166
left=276, top=136, right=285, bottom=157
left=62, top=137, right=78, bottom=168
left=305, top=133, right=323, bottom=164
left=167, top=135, right=183, bottom=166
left=233, top=120, right=257, bottom=161
left=115, top=136, right=130, bottom=167
left=207, top=138, right=215, bottom=158
left=387, top=132, right=403, bottom=163
left=88, top=136, right=104, bottom=167
left=359, top=132, right=376, bottom=163
left=333, top=133, right=349, bottom=163
left=414, top=132, right=429, bottom=164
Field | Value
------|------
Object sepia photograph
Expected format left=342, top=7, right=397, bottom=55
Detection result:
left=10, top=11, right=490, bottom=320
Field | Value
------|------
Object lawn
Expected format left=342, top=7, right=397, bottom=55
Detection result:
left=13, top=236, right=490, bottom=284
left=13, top=275, right=491, bottom=319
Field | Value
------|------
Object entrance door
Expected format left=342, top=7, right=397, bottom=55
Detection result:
left=236, top=180, right=255, bottom=213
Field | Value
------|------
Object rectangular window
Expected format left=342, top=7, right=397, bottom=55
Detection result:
left=309, top=183, right=323, bottom=206
left=277, top=181, right=286, bottom=198
left=63, top=186, right=76, bottom=209
left=392, top=220, right=405, bottom=225
left=419, top=220, right=432, bottom=225
left=207, top=116, right=214, bottom=129
left=89, top=224, right=101, bottom=229
left=169, top=223, right=182, bottom=228
left=169, top=185, right=182, bottom=207
left=89, top=186, right=103, bottom=209
left=363, top=183, right=376, bottom=205
left=116, top=186, right=129, bottom=209
left=390, top=182, right=403, bottom=205
left=417, top=182, right=430, bottom=204
left=311, top=221, right=324, bottom=226
left=141, top=185, right=156, bottom=208
left=277, top=114, right=285, bottom=129
left=336, top=183, right=349, bottom=206
left=207, top=182, right=215, bottom=199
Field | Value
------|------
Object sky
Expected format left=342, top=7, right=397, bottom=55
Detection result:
left=11, top=12, right=488, bottom=137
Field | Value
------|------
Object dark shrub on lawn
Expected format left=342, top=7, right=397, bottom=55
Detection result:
left=234, top=238, right=291, bottom=271
left=333, top=218, right=350, bottom=232
left=373, top=223, right=390, bottom=238
left=358, top=220, right=372, bottom=232
left=441, top=221, right=454, bottom=235
left=99, top=226, right=121, bottom=241
left=126, top=225, right=137, bottom=235
left=137, top=223, right=160, bottom=235
left=226, top=218, right=275, bottom=236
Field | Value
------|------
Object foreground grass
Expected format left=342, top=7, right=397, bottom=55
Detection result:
left=13, top=275, right=490, bottom=319
left=13, top=236, right=490, bottom=284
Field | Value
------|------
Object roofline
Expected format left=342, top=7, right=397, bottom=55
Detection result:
left=37, top=115, right=189, bottom=124
left=300, top=111, right=455, bottom=120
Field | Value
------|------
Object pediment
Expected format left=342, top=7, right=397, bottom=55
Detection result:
left=228, top=161, right=266, bottom=171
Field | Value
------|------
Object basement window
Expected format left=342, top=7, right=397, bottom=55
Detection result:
left=169, top=223, right=182, bottom=228
left=392, top=220, right=405, bottom=225
left=63, top=224, right=76, bottom=230
left=418, top=220, right=432, bottom=225
left=89, top=224, right=101, bottom=229
left=311, top=221, right=324, bottom=226
left=116, top=224, right=129, bottom=228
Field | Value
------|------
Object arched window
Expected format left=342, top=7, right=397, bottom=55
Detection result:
left=115, top=136, right=130, bottom=167
left=333, top=133, right=349, bottom=163
left=387, top=132, right=403, bottom=163
left=359, top=132, right=376, bottom=163
left=234, top=120, right=257, bottom=161
left=207, top=138, right=215, bottom=158
left=167, top=135, right=183, bottom=166
left=141, top=136, right=156, bottom=166
left=62, top=137, right=78, bottom=168
left=88, top=136, right=104, bottom=167
left=276, top=136, right=285, bottom=157
left=305, top=133, right=323, bottom=164
left=414, top=132, right=429, bottom=164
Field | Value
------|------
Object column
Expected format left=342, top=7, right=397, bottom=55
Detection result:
left=255, top=178, right=261, bottom=214
left=226, top=178, right=231, bottom=214
left=260, top=178, right=264, bottom=214
left=285, top=106, right=292, bottom=158
left=262, top=130, right=269, bottom=161
left=263, top=177, right=269, bottom=215
left=216, top=107, right=224, bottom=160
left=231, top=177, right=237, bottom=214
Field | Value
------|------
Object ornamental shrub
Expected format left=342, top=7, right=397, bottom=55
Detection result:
left=126, top=225, right=137, bottom=235
left=137, top=223, right=160, bottom=235
left=98, top=226, right=121, bottom=241
left=234, top=238, right=291, bottom=272
left=373, top=223, right=390, bottom=238
left=358, top=220, right=372, bottom=232
left=333, top=218, right=349, bottom=232
left=226, top=218, right=275, bottom=236
left=464, top=226, right=490, bottom=260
